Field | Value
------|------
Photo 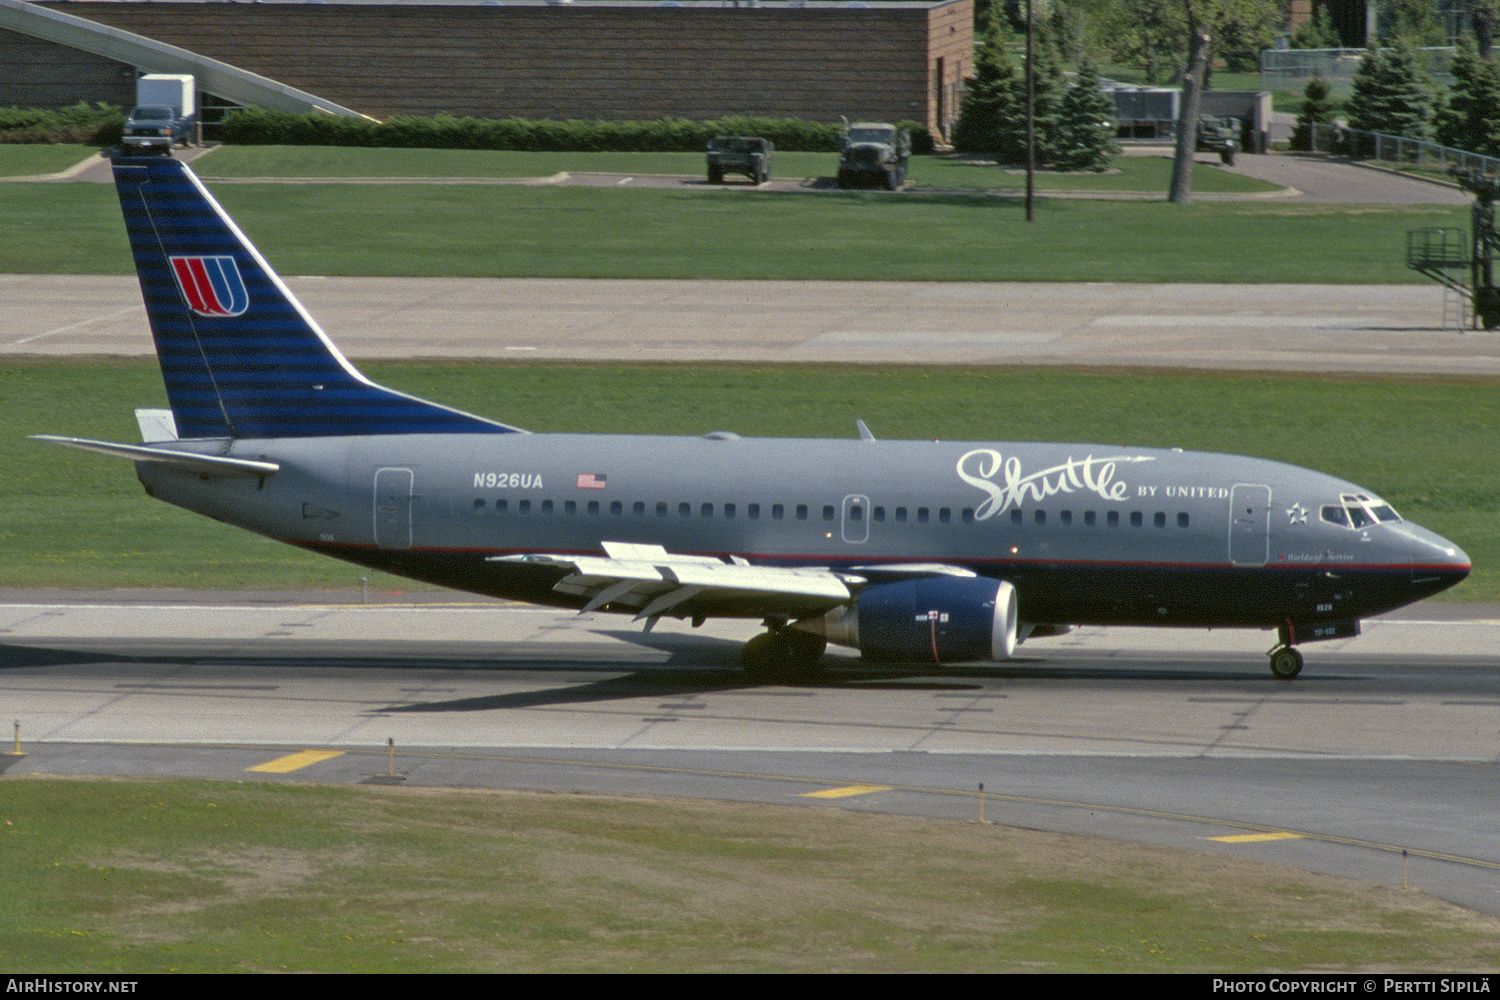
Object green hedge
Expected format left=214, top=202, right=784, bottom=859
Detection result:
left=220, top=109, right=934, bottom=154
left=0, top=103, right=123, bottom=144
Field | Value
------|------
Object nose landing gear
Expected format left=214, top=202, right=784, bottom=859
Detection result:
left=1268, top=645, right=1304, bottom=679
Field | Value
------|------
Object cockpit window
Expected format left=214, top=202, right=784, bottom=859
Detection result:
left=1321, top=493, right=1401, bottom=530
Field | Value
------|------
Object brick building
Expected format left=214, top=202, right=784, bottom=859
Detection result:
left=6, top=0, right=973, bottom=139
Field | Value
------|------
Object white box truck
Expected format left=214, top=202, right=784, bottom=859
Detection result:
left=123, top=74, right=196, bottom=154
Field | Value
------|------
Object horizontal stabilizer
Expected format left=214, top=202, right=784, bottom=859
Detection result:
left=31, top=435, right=280, bottom=477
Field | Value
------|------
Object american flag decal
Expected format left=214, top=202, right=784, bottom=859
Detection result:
left=576, top=473, right=607, bottom=489
left=169, top=255, right=249, bottom=317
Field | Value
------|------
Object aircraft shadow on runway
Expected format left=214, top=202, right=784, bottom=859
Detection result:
left=0, top=634, right=1361, bottom=717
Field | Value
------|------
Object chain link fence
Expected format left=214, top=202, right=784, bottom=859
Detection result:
left=1298, top=123, right=1500, bottom=178
left=1260, top=47, right=1457, bottom=98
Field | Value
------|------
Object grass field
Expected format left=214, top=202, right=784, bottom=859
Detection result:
left=0, top=143, right=1279, bottom=194
left=187, top=143, right=1281, bottom=193
left=0, top=177, right=1463, bottom=283
left=9, top=360, right=1496, bottom=600
left=3, top=777, right=1497, bottom=973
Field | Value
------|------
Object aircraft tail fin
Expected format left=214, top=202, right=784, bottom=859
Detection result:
left=110, top=153, right=522, bottom=439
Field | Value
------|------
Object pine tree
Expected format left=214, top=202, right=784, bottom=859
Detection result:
left=1436, top=35, right=1500, bottom=155
left=951, top=12, right=1022, bottom=157
left=1463, top=58, right=1500, bottom=156
left=1344, top=43, right=1435, bottom=150
left=1290, top=4, right=1342, bottom=49
left=1013, top=26, right=1068, bottom=167
left=1053, top=61, right=1120, bottom=172
left=1290, top=75, right=1338, bottom=151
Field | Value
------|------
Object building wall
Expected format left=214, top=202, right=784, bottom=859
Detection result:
left=0, top=26, right=137, bottom=108
left=27, top=2, right=972, bottom=137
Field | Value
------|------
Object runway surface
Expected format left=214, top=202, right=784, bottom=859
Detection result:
left=3, top=595, right=1499, bottom=916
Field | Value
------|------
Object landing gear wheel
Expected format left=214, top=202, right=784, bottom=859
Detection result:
left=741, top=629, right=827, bottom=684
left=1269, top=646, right=1303, bottom=680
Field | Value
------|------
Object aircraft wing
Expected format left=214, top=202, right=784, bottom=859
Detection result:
left=490, top=541, right=862, bottom=625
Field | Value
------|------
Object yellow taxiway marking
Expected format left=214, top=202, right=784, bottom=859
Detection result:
left=248, top=749, right=345, bottom=774
left=1208, top=832, right=1304, bottom=844
left=801, top=784, right=893, bottom=799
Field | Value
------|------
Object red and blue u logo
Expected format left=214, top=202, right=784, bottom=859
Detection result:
left=169, top=255, right=250, bottom=317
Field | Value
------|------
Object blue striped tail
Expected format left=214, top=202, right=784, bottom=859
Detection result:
left=111, top=154, right=521, bottom=440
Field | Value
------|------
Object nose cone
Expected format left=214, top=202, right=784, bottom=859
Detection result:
left=1402, top=522, right=1471, bottom=599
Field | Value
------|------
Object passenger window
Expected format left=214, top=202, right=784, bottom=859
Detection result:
left=895, top=507, right=907, bottom=523
left=1130, top=511, right=1142, bottom=527
left=541, top=500, right=553, bottom=515
left=497, top=499, right=508, bottom=514
left=656, top=501, right=668, bottom=517
left=939, top=508, right=951, bottom=523
left=1084, top=510, right=1096, bottom=526
left=473, top=498, right=485, bottom=512
left=679, top=502, right=691, bottom=518
left=609, top=500, right=622, bottom=516
left=701, top=503, right=714, bottom=518
left=917, top=508, right=929, bottom=523
left=1177, top=512, right=1189, bottom=528
left=796, top=505, right=808, bottom=520
left=1106, top=510, right=1118, bottom=527
left=632, top=501, right=644, bottom=516
left=564, top=500, right=577, bottom=515
left=1033, top=510, right=1045, bottom=525
left=822, top=505, right=835, bottom=521
left=724, top=503, right=735, bottom=518
left=519, top=499, right=531, bottom=514
left=772, top=503, right=784, bottom=520
left=874, top=506, right=886, bottom=522
left=1154, top=511, right=1166, bottom=528
left=1060, top=510, right=1071, bottom=525
left=748, top=503, right=760, bottom=519
left=962, top=508, right=974, bottom=523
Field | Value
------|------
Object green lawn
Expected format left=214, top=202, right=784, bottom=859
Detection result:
left=0, top=179, right=1461, bottom=282
left=0, top=144, right=101, bottom=176
left=10, top=360, right=1496, bottom=600
left=5, top=777, right=1495, bottom=973
left=188, top=144, right=1278, bottom=193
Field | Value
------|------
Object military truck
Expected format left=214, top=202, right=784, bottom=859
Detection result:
left=706, top=136, right=773, bottom=184
left=1195, top=115, right=1240, bottom=166
left=836, top=122, right=910, bottom=190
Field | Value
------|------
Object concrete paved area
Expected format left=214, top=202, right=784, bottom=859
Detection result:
left=6, top=274, right=1495, bottom=375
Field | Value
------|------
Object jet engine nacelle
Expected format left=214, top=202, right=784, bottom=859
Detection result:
left=803, top=576, right=1019, bottom=663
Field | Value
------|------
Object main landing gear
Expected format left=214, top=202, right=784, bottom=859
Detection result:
left=741, top=620, right=827, bottom=684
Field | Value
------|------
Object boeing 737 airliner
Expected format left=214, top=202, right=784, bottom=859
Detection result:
left=36, top=154, right=1471, bottom=681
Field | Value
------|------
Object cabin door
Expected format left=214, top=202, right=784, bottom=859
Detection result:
left=1228, top=483, right=1271, bottom=566
left=373, top=467, right=414, bottom=549
left=841, top=494, right=870, bottom=544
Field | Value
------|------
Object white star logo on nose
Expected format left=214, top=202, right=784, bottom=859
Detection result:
left=1286, top=503, right=1307, bottom=524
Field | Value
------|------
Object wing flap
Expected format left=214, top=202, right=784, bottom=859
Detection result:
left=491, top=542, right=858, bottom=620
